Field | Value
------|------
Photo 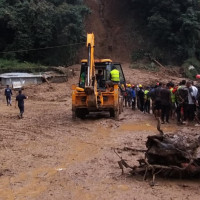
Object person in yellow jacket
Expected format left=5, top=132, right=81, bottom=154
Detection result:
left=110, top=65, right=120, bottom=83
left=144, top=86, right=150, bottom=113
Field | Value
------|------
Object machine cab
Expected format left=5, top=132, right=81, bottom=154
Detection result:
left=79, top=59, right=126, bottom=89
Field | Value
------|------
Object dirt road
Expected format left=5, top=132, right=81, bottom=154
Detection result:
left=0, top=65, right=200, bottom=200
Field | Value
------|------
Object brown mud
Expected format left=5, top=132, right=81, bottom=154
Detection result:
left=0, top=64, right=200, bottom=200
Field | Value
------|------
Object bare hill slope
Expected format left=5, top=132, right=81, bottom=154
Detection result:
left=81, top=0, right=141, bottom=62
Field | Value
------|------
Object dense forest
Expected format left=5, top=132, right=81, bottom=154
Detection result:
left=130, top=0, right=200, bottom=76
left=0, top=0, right=200, bottom=76
left=0, top=0, right=89, bottom=65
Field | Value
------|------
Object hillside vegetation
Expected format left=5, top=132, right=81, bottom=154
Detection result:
left=0, top=0, right=200, bottom=77
left=130, top=1, right=200, bottom=67
left=0, top=0, right=89, bottom=65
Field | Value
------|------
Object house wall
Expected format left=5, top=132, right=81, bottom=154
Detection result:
left=1, top=77, right=42, bottom=86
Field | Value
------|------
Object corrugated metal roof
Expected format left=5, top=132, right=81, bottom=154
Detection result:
left=0, top=72, right=42, bottom=78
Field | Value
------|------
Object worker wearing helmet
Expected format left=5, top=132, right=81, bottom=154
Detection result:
left=137, top=84, right=144, bottom=112
left=131, top=85, right=136, bottom=110
left=126, top=84, right=132, bottom=107
left=144, top=86, right=150, bottom=113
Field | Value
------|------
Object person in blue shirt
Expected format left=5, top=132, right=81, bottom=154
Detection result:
left=4, top=85, right=12, bottom=106
left=15, top=90, right=28, bottom=119
left=131, top=85, right=136, bottom=110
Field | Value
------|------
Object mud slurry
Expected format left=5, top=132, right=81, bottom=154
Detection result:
left=0, top=79, right=200, bottom=200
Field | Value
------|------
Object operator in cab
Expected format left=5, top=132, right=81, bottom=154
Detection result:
left=110, top=65, right=120, bottom=84
left=96, top=69, right=104, bottom=88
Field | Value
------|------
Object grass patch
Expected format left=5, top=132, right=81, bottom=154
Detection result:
left=0, top=59, right=49, bottom=73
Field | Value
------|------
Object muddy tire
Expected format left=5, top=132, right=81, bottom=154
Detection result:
left=76, top=108, right=88, bottom=119
left=110, top=109, right=119, bottom=120
left=110, top=109, right=115, bottom=118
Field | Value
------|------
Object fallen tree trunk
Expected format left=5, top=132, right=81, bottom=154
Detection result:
left=117, top=133, right=200, bottom=184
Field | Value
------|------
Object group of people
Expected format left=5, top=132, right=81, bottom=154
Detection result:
left=123, top=79, right=200, bottom=125
left=3, top=85, right=28, bottom=118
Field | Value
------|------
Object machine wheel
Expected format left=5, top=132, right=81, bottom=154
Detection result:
left=110, top=109, right=115, bottom=118
left=76, top=108, right=88, bottom=119
left=110, top=109, right=119, bottom=120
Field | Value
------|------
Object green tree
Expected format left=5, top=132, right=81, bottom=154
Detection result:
left=130, top=0, right=200, bottom=66
left=0, top=0, right=89, bottom=65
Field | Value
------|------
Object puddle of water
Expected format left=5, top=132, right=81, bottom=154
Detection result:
left=1, top=122, right=179, bottom=200
left=120, top=123, right=156, bottom=132
left=119, top=122, right=177, bottom=133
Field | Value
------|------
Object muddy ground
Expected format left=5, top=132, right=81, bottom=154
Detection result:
left=0, top=64, right=200, bottom=200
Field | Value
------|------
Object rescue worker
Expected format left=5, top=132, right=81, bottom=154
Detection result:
left=15, top=90, right=28, bottom=119
left=80, top=71, right=86, bottom=88
left=160, top=83, right=171, bottom=124
left=176, top=80, right=188, bottom=124
left=121, top=84, right=128, bottom=107
left=196, top=77, right=200, bottom=125
left=137, top=84, right=144, bottom=112
left=5, top=85, right=12, bottom=106
left=169, top=82, right=176, bottom=120
left=96, top=69, right=104, bottom=88
left=136, top=85, right=140, bottom=109
left=154, top=82, right=163, bottom=119
left=148, top=84, right=158, bottom=115
left=126, top=84, right=132, bottom=107
left=131, top=85, right=136, bottom=110
left=106, top=65, right=120, bottom=90
left=110, top=65, right=120, bottom=83
left=144, top=86, right=150, bottom=113
left=186, top=81, right=195, bottom=121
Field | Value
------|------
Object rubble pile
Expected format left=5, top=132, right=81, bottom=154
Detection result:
left=118, top=133, right=200, bottom=183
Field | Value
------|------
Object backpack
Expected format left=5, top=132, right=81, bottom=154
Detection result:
left=176, top=86, right=188, bottom=104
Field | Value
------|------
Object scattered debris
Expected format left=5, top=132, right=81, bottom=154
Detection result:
left=116, top=132, right=200, bottom=185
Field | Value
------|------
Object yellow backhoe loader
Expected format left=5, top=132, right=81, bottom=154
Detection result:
left=72, top=33, right=126, bottom=119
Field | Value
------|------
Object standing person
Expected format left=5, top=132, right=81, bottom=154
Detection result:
left=154, top=82, right=163, bottom=119
left=149, top=84, right=157, bottom=115
left=169, top=82, right=176, bottom=120
left=136, top=85, right=140, bottom=109
left=121, top=84, right=127, bottom=107
left=176, top=80, right=188, bottom=124
left=110, top=65, right=120, bottom=83
left=15, top=90, right=28, bottom=119
left=144, top=86, right=150, bottom=113
left=131, top=85, right=136, bottom=110
left=186, top=81, right=196, bottom=121
left=196, top=78, right=200, bottom=125
left=126, top=84, right=132, bottom=107
left=5, top=85, right=12, bottom=106
left=160, top=83, right=171, bottom=124
left=191, top=81, right=198, bottom=98
left=137, top=84, right=144, bottom=112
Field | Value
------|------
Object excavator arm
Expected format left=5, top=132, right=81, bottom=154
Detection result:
left=86, top=33, right=95, bottom=87
left=85, top=33, right=97, bottom=107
